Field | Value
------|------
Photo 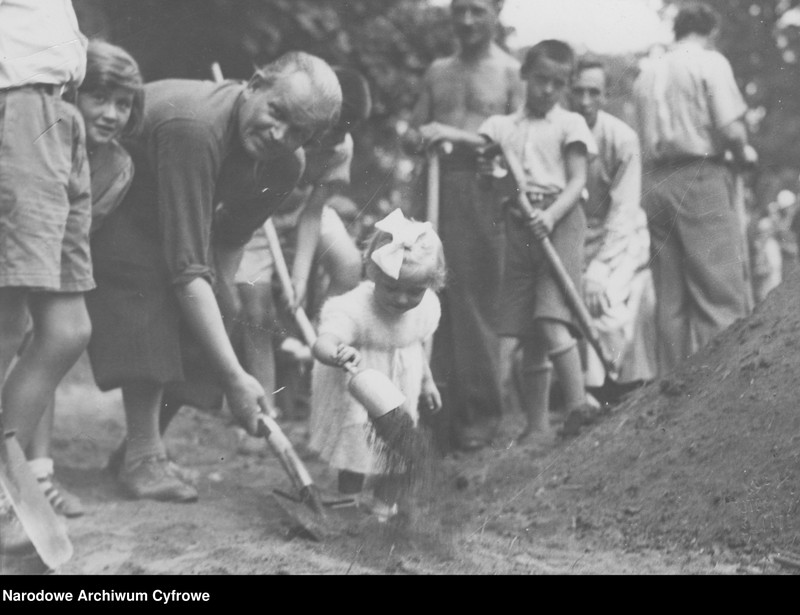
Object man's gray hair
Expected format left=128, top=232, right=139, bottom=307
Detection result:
left=253, top=51, right=343, bottom=140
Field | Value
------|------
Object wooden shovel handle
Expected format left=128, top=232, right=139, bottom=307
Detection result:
left=426, top=149, right=441, bottom=233
left=499, top=145, right=616, bottom=377
left=263, top=218, right=318, bottom=347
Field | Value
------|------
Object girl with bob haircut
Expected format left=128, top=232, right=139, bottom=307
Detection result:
left=24, top=39, right=145, bottom=518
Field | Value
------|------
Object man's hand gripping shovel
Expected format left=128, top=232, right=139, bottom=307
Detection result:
left=263, top=219, right=413, bottom=536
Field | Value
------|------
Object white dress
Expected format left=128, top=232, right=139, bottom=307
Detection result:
left=309, top=281, right=441, bottom=475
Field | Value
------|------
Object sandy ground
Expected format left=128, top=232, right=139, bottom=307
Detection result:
left=15, top=271, right=800, bottom=576
left=8, top=374, right=732, bottom=576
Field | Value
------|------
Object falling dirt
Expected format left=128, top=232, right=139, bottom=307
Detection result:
left=8, top=272, right=800, bottom=575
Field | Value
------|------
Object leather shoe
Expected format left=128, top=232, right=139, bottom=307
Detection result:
left=119, top=456, right=198, bottom=503
left=109, top=443, right=199, bottom=486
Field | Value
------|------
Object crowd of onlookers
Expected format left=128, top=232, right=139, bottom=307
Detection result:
left=1, top=0, right=791, bottom=556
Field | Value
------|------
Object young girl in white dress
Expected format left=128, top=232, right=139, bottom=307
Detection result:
left=310, top=208, right=445, bottom=519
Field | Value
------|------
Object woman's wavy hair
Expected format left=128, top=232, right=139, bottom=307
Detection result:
left=79, top=40, right=145, bottom=139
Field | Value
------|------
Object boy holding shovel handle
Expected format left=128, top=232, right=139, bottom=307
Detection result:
left=440, top=40, right=599, bottom=440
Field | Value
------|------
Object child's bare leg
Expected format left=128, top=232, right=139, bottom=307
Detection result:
left=119, top=381, right=196, bottom=501
left=25, top=396, right=84, bottom=516
left=27, top=399, right=54, bottom=460
left=0, top=288, right=30, bottom=390
left=518, top=334, right=552, bottom=442
left=1, top=292, right=90, bottom=449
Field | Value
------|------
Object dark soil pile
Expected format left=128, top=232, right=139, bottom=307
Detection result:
left=473, top=269, right=800, bottom=558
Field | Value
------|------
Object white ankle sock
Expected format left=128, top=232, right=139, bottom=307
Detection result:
left=28, top=457, right=54, bottom=479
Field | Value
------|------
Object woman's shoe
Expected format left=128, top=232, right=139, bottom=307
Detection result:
left=118, top=455, right=198, bottom=503
left=109, top=443, right=199, bottom=486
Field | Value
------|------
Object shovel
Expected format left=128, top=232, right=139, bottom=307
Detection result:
left=425, top=141, right=452, bottom=234
left=0, top=431, right=73, bottom=569
left=263, top=218, right=408, bottom=421
left=263, top=218, right=419, bottom=503
left=496, top=145, right=622, bottom=392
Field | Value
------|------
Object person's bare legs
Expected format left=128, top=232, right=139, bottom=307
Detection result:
left=0, top=290, right=33, bottom=552
left=26, top=399, right=53, bottom=460
left=0, top=288, right=30, bottom=395
left=2, top=292, right=90, bottom=449
left=24, top=396, right=84, bottom=516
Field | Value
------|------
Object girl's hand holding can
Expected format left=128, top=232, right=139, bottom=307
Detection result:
left=335, top=344, right=362, bottom=368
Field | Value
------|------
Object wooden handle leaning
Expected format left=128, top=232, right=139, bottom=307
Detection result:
left=499, top=146, right=616, bottom=377
left=257, top=415, right=314, bottom=489
left=426, top=150, right=441, bottom=233
left=263, top=218, right=318, bottom=347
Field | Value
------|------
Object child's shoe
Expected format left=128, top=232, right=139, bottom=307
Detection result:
left=557, top=402, right=600, bottom=439
left=28, top=458, right=84, bottom=518
left=370, top=500, right=399, bottom=523
left=37, top=474, right=84, bottom=518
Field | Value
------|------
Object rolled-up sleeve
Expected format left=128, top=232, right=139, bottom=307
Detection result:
left=153, top=119, right=219, bottom=286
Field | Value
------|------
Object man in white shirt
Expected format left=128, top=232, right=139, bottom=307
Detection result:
left=633, top=2, right=757, bottom=374
left=570, top=59, right=656, bottom=390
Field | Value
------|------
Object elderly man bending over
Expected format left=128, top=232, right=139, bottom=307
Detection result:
left=87, top=52, right=342, bottom=502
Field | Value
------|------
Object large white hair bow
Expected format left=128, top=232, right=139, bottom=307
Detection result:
left=370, top=209, right=432, bottom=279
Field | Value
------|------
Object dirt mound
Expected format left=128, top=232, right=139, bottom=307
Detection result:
left=478, top=269, right=800, bottom=558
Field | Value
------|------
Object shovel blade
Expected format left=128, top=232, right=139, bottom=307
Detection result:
left=0, top=434, right=73, bottom=569
left=271, top=491, right=335, bottom=542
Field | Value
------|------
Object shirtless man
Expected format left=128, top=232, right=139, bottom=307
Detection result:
left=407, top=0, right=523, bottom=451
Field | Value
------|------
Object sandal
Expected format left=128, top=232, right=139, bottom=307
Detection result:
left=37, top=474, right=84, bottom=518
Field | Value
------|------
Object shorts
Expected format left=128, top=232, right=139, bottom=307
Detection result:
left=0, top=86, right=93, bottom=292
left=234, top=205, right=344, bottom=285
left=497, top=201, right=585, bottom=338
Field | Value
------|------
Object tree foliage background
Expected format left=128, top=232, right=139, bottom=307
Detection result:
left=73, top=0, right=800, bottom=214
left=73, top=0, right=458, bottom=220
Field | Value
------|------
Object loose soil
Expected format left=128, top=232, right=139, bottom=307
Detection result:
left=11, top=273, right=800, bottom=575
